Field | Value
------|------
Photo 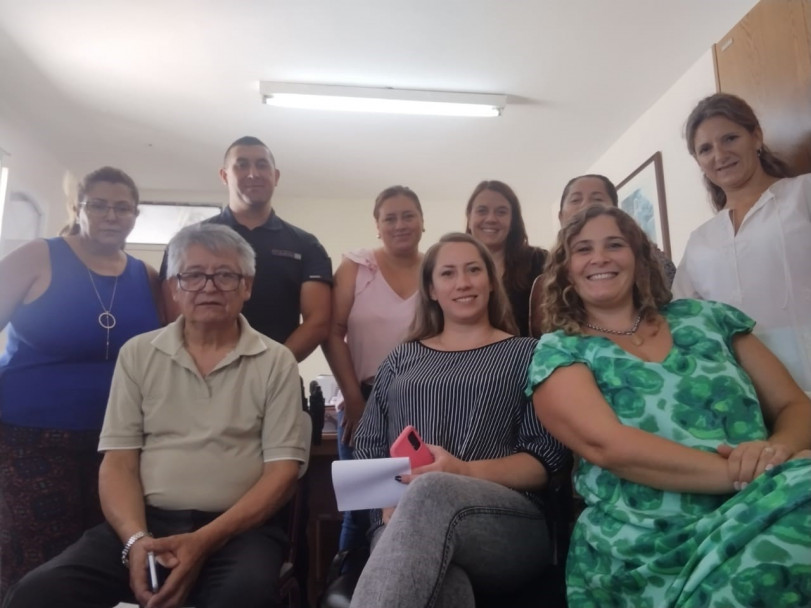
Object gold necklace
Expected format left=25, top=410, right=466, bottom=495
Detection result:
left=87, top=268, right=119, bottom=360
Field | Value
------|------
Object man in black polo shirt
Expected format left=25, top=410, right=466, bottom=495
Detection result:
left=160, top=137, right=329, bottom=604
left=161, top=136, right=332, bottom=360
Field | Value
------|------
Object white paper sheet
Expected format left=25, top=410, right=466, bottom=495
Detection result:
left=331, top=457, right=411, bottom=511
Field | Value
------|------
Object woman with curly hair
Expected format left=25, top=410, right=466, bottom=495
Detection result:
left=528, top=205, right=811, bottom=607
left=530, top=174, right=676, bottom=337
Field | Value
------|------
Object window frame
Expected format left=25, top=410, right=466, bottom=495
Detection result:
left=126, top=201, right=222, bottom=246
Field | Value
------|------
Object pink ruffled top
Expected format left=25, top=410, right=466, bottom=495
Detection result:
left=345, top=249, right=418, bottom=382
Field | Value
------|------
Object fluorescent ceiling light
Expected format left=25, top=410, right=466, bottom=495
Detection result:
left=0, top=167, right=9, bottom=242
left=260, top=82, right=506, bottom=117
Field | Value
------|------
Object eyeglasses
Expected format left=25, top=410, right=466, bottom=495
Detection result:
left=176, top=271, right=244, bottom=292
left=80, top=200, right=138, bottom=218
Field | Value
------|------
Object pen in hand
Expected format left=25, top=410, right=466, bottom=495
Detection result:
left=147, top=551, right=160, bottom=593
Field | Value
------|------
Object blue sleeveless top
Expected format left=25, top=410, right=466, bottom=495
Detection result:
left=0, top=238, right=161, bottom=430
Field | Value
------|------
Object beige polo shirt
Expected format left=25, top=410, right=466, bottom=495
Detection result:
left=99, top=314, right=308, bottom=512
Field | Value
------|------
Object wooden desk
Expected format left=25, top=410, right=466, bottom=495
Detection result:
left=307, top=433, right=342, bottom=602
left=311, top=432, right=339, bottom=458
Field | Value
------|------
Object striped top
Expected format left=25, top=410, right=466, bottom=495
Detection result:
left=354, top=336, right=566, bottom=524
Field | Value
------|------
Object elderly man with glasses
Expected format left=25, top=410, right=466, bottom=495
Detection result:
left=4, top=223, right=310, bottom=608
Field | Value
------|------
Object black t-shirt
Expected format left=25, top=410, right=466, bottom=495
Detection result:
left=160, top=207, right=332, bottom=343
left=506, top=246, right=547, bottom=337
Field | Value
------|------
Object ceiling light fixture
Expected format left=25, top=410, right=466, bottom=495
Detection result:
left=260, top=82, right=506, bottom=118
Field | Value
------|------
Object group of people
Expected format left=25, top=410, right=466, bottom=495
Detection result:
left=0, top=92, right=808, bottom=608
left=0, top=137, right=329, bottom=607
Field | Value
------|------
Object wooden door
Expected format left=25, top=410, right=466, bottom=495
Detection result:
left=714, top=0, right=811, bottom=174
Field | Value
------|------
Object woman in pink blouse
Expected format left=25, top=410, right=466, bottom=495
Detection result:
left=323, top=185, right=425, bottom=551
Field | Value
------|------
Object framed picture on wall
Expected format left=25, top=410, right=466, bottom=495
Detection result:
left=616, top=151, right=671, bottom=258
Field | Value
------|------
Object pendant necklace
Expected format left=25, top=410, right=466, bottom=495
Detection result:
left=87, top=268, right=119, bottom=360
left=585, top=311, right=644, bottom=346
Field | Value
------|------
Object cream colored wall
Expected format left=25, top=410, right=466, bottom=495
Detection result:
left=275, top=193, right=483, bottom=385
left=1, top=51, right=719, bottom=386
left=586, top=49, right=718, bottom=265
left=0, top=106, right=69, bottom=352
left=126, top=190, right=470, bottom=388
left=127, top=181, right=557, bottom=387
left=0, top=105, right=68, bottom=238
left=274, top=196, right=381, bottom=386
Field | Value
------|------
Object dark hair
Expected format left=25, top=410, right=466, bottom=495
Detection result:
left=223, top=136, right=276, bottom=166
left=464, top=180, right=537, bottom=294
left=685, top=93, right=793, bottom=211
left=405, top=232, right=518, bottom=341
left=373, top=185, right=423, bottom=220
left=540, top=206, right=671, bottom=335
left=60, top=166, right=139, bottom=236
left=559, top=174, right=618, bottom=210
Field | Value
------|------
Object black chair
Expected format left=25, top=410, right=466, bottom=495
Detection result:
left=317, top=545, right=369, bottom=608
left=318, top=454, right=575, bottom=608
left=278, top=411, right=313, bottom=608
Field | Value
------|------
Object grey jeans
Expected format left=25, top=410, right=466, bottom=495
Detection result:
left=350, top=472, right=551, bottom=608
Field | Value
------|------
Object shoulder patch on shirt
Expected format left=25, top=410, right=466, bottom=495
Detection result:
left=271, top=249, right=302, bottom=260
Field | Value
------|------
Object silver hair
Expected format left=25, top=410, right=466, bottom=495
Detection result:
left=166, top=223, right=256, bottom=277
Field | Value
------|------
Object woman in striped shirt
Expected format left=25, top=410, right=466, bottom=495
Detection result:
left=351, top=232, right=566, bottom=608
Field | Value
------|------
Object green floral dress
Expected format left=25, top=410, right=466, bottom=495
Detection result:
left=527, top=299, right=811, bottom=607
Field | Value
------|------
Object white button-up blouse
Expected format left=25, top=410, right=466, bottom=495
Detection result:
left=673, top=174, right=811, bottom=392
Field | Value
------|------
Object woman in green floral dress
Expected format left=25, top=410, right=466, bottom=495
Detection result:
left=527, top=205, right=811, bottom=607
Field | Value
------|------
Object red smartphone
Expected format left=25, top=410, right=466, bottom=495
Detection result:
left=390, top=425, right=434, bottom=469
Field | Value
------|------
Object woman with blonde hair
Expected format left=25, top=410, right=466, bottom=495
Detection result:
left=350, top=232, right=565, bottom=607
left=529, top=205, right=811, bottom=607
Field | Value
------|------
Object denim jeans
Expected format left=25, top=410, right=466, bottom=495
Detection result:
left=350, top=472, right=551, bottom=608
left=336, top=409, right=371, bottom=552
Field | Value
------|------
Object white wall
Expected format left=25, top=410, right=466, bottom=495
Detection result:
left=274, top=193, right=472, bottom=386
left=127, top=189, right=468, bottom=389
left=0, top=105, right=69, bottom=351
left=1, top=50, right=721, bottom=388
left=587, top=49, right=718, bottom=265
left=0, top=104, right=68, bottom=237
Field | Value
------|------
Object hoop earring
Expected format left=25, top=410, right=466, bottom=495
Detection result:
left=562, top=284, right=581, bottom=309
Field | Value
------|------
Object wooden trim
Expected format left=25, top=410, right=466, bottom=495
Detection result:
left=616, top=151, right=671, bottom=259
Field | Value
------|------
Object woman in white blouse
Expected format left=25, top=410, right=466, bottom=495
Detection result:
left=673, top=93, right=811, bottom=392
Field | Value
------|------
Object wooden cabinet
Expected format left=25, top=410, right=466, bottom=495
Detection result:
left=714, top=0, right=811, bottom=174
left=307, top=433, right=342, bottom=602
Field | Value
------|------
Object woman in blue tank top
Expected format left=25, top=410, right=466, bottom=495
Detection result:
left=0, top=167, right=162, bottom=596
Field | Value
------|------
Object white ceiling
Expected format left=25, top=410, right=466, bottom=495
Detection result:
left=0, top=0, right=756, bottom=212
